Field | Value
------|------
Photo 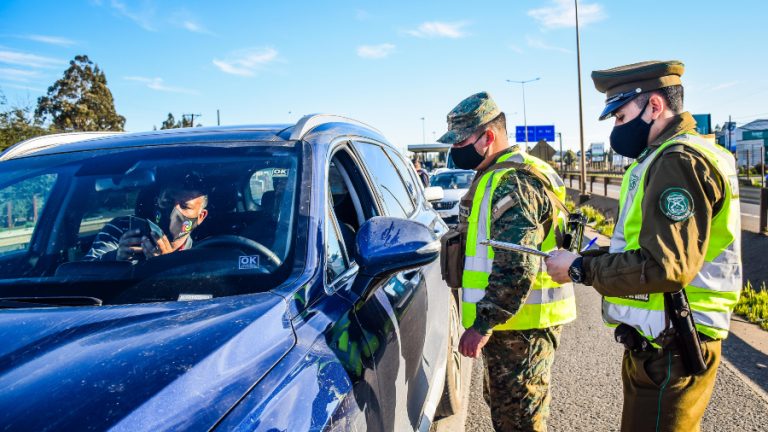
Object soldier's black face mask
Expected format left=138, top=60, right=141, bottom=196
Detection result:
left=609, top=100, right=654, bottom=159
left=450, top=133, right=486, bottom=170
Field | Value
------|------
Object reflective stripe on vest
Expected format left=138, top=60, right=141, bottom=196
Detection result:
left=603, top=133, right=742, bottom=342
left=461, top=150, right=577, bottom=330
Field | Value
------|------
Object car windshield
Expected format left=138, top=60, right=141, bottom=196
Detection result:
left=430, top=171, right=474, bottom=189
left=0, top=141, right=304, bottom=305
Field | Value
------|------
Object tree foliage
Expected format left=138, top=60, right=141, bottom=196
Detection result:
left=0, top=91, right=48, bottom=151
left=35, top=55, right=125, bottom=132
left=159, top=113, right=197, bottom=129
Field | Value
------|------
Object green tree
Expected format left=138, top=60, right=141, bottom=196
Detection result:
left=0, top=91, right=48, bottom=151
left=563, top=150, right=576, bottom=170
left=35, top=55, right=125, bottom=132
left=160, top=113, right=178, bottom=130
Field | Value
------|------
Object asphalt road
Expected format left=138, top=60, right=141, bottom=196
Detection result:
left=461, top=285, right=768, bottom=431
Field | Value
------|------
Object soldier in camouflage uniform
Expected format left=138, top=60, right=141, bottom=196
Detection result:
left=438, top=92, right=576, bottom=431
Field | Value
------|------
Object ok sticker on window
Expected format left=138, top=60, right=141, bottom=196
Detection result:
left=272, top=168, right=289, bottom=178
left=239, top=255, right=260, bottom=269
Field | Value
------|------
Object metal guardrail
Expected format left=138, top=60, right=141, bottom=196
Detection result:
left=560, top=172, right=622, bottom=196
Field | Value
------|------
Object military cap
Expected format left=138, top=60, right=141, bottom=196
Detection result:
left=591, top=60, right=684, bottom=120
left=437, top=91, right=501, bottom=144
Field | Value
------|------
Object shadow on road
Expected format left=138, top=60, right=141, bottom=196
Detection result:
left=722, top=329, right=768, bottom=394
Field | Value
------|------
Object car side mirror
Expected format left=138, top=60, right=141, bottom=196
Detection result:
left=424, top=186, right=444, bottom=202
left=355, top=216, right=440, bottom=278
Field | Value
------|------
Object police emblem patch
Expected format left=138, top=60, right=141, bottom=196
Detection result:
left=659, top=188, right=694, bottom=222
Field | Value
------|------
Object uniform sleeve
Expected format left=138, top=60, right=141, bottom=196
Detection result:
left=583, top=149, right=723, bottom=296
left=82, top=217, right=129, bottom=261
left=472, top=172, right=550, bottom=334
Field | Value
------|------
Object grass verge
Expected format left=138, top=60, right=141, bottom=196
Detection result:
left=735, top=281, right=768, bottom=331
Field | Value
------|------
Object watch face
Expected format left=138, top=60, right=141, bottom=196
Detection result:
left=568, top=264, right=584, bottom=283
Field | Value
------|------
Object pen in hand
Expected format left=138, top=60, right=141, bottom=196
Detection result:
left=581, top=237, right=598, bottom=253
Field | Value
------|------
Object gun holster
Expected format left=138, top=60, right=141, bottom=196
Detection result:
left=440, top=225, right=465, bottom=288
left=664, top=290, right=708, bottom=376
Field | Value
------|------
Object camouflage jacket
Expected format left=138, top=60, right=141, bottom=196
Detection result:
left=472, top=149, right=552, bottom=334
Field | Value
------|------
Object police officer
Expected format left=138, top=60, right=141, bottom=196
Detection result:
left=438, top=92, right=576, bottom=431
left=545, top=61, right=742, bottom=431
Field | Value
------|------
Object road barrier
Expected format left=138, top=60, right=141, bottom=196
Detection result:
left=561, top=172, right=622, bottom=196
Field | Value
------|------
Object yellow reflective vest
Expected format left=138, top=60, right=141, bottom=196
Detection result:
left=603, top=134, right=742, bottom=343
left=460, top=150, right=577, bottom=330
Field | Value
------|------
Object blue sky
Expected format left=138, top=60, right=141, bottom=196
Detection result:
left=1, top=0, right=766, bottom=153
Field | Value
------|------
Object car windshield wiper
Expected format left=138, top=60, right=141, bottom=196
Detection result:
left=0, top=296, right=103, bottom=309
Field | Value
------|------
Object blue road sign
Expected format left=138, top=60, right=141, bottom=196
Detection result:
left=515, top=125, right=555, bottom=142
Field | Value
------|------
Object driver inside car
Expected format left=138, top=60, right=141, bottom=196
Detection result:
left=83, top=178, right=209, bottom=262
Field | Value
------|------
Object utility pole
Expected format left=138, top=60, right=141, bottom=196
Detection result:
left=575, top=0, right=588, bottom=202
left=507, top=78, right=540, bottom=148
left=182, top=113, right=202, bottom=128
left=420, top=117, right=426, bottom=143
left=557, top=132, right=564, bottom=173
left=217, top=109, right=220, bottom=126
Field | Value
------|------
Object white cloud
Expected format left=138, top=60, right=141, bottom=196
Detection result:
left=406, top=21, right=468, bottom=39
left=0, top=82, right=45, bottom=92
left=124, top=76, right=198, bottom=94
left=357, top=44, right=395, bottom=59
left=109, top=0, right=157, bottom=31
left=22, top=35, right=76, bottom=47
left=526, top=36, right=573, bottom=54
left=0, top=68, right=41, bottom=83
left=711, top=81, right=738, bottom=91
left=528, top=0, right=605, bottom=29
left=0, top=51, right=63, bottom=69
left=182, top=20, right=213, bottom=35
left=212, top=48, right=279, bottom=77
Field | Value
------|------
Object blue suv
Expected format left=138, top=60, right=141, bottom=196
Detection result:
left=0, top=115, right=463, bottom=431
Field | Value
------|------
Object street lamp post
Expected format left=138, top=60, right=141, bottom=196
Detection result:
left=420, top=117, right=426, bottom=144
left=557, top=132, right=564, bottom=173
left=575, top=0, right=588, bottom=202
left=507, top=78, right=540, bottom=148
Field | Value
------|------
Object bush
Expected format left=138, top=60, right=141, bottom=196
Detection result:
left=734, top=281, right=768, bottom=331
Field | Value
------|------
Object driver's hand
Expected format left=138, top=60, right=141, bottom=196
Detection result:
left=117, top=229, right=145, bottom=261
left=141, top=234, right=173, bottom=259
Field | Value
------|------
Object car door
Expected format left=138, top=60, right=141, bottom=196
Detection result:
left=348, top=141, right=437, bottom=430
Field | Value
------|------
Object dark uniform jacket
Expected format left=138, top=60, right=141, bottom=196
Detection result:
left=582, top=112, right=724, bottom=296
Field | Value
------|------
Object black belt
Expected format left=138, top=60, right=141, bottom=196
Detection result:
left=614, top=324, right=716, bottom=353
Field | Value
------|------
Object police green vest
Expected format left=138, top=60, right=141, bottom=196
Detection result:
left=603, top=133, right=742, bottom=343
left=460, top=150, right=577, bottom=330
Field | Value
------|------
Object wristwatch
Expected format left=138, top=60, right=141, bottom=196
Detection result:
left=568, top=257, right=585, bottom=283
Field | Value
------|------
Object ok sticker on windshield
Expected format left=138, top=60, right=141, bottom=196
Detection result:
left=272, top=168, right=289, bottom=178
left=239, top=255, right=260, bottom=269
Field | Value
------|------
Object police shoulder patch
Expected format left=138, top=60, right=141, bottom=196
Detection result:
left=659, top=187, right=694, bottom=222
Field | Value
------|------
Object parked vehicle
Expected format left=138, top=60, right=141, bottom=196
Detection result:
left=429, top=169, right=475, bottom=225
left=0, top=115, right=463, bottom=431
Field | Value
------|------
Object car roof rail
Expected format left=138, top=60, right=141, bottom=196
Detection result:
left=289, top=114, right=383, bottom=141
left=0, top=131, right=123, bottom=161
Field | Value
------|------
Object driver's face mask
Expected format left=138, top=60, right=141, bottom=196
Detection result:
left=154, top=197, right=199, bottom=242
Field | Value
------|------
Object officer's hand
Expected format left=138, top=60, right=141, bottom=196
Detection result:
left=141, top=234, right=173, bottom=259
left=545, top=249, right=579, bottom=284
left=116, top=229, right=144, bottom=261
left=459, top=328, right=491, bottom=358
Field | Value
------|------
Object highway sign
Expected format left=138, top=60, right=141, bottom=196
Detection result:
left=515, top=125, right=555, bottom=142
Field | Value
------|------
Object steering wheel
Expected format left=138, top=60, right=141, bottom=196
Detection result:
left=195, top=235, right=283, bottom=268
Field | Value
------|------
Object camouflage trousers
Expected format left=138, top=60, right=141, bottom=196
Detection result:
left=483, top=326, right=562, bottom=432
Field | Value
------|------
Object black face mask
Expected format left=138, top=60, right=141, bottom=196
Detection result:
left=609, top=100, right=654, bottom=159
left=450, top=135, right=485, bottom=170
left=154, top=206, right=199, bottom=242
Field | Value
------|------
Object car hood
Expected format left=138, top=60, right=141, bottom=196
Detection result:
left=440, top=188, right=468, bottom=202
left=0, top=293, right=295, bottom=431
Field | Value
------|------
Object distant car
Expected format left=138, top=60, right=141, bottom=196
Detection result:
left=429, top=169, right=475, bottom=224
left=0, top=115, right=464, bottom=431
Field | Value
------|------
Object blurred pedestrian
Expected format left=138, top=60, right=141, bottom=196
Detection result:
left=413, top=158, right=430, bottom=187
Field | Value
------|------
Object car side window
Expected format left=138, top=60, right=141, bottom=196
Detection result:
left=0, top=173, right=57, bottom=256
left=325, top=205, right=349, bottom=284
left=353, top=142, right=415, bottom=218
left=383, top=147, right=420, bottom=206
